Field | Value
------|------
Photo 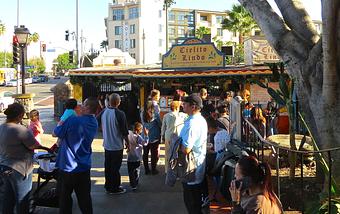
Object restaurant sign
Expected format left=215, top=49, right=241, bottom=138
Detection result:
left=162, top=38, right=225, bottom=70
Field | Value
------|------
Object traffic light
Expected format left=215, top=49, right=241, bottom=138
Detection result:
left=65, top=30, right=69, bottom=41
left=69, top=51, right=74, bottom=63
left=12, top=35, right=20, bottom=65
left=41, top=43, right=46, bottom=52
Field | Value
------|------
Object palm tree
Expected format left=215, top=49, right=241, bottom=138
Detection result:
left=100, top=40, right=108, bottom=52
left=27, top=32, right=40, bottom=45
left=0, top=21, right=6, bottom=36
left=222, top=4, right=257, bottom=45
left=195, top=26, right=211, bottom=39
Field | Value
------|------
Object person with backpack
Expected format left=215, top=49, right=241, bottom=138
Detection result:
left=179, top=94, right=208, bottom=214
left=216, top=104, right=230, bottom=133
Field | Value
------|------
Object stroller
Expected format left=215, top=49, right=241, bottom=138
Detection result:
left=30, top=152, right=59, bottom=213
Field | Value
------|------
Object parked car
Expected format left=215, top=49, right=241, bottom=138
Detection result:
left=38, top=75, right=49, bottom=82
left=0, top=91, right=15, bottom=112
left=6, top=79, right=18, bottom=87
left=53, top=75, right=61, bottom=79
left=32, top=76, right=41, bottom=83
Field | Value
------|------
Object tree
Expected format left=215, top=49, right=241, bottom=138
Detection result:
left=195, top=26, right=211, bottom=39
left=55, top=53, right=77, bottom=72
left=100, top=40, right=108, bottom=52
left=27, top=57, right=46, bottom=74
left=0, top=20, right=5, bottom=36
left=222, top=4, right=257, bottom=45
left=0, top=52, right=13, bottom=67
left=27, top=32, right=39, bottom=45
left=237, top=0, right=340, bottom=181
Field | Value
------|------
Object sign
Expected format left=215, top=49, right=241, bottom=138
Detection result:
left=25, top=66, right=34, bottom=69
left=162, top=38, right=225, bottom=70
left=244, top=36, right=281, bottom=65
left=47, top=48, right=56, bottom=52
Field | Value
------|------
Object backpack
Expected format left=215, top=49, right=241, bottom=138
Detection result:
left=165, top=134, right=197, bottom=186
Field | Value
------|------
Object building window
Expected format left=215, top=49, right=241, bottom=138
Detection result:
left=169, top=11, right=175, bottom=22
left=130, top=24, right=136, bottom=34
left=187, top=13, right=194, bottom=24
left=159, top=10, right=162, bottom=18
left=130, top=53, right=136, bottom=59
left=169, top=26, right=176, bottom=37
left=188, top=27, right=195, bottom=37
left=130, top=39, right=136, bottom=49
left=233, top=31, right=237, bottom=37
left=159, top=53, right=162, bottom=61
left=216, top=15, right=223, bottom=24
left=115, top=40, right=122, bottom=49
left=159, top=39, right=163, bottom=47
left=115, top=26, right=122, bottom=35
left=217, top=28, right=223, bottom=36
left=200, top=16, right=208, bottom=21
left=113, top=9, right=124, bottom=20
left=159, top=24, right=162, bottom=33
left=254, top=30, right=261, bottom=36
left=177, top=12, right=186, bottom=24
left=178, top=26, right=185, bottom=37
left=129, top=7, right=139, bottom=19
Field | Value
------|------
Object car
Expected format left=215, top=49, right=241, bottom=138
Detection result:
left=54, top=75, right=61, bottom=79
left=32, top=76, right=41, bottom=83
left=0, top=91, right=15, bottom=112
left=38, top=75, right=49, bottom=82
left=5, top=79, right=18, bottom=87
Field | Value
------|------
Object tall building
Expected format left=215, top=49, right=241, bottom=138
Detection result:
left=168, top=9, right=238, bottom=48
left=105, top=0, right=165, bottom=65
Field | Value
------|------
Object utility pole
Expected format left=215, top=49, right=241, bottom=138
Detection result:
left=76, top=0, right=79, bottom=68
left=16, top=0, right=20, bottom=94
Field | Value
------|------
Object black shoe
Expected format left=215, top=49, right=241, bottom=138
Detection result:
left=152, top=169, right=159, bottom=175
left=106, top=187, right=126, bottom=195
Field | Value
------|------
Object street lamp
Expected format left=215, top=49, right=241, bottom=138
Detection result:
left=14, top=25, right=30, bottom=94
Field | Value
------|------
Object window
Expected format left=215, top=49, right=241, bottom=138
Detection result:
left=159, top=24, right=163, bottom=33
left=113, top=9, right=124, bottom=20
left=115, top=40, right=122, bottom=49
left=177, top=12, right=185, bottom=24
left=159, top=53, right=162, bottom=61
left=130, top=53, right=136, bottom=59
left=216, top=15, right=223, bottom=24
left=159, top=39, right=163, bottom=47
left=169, top=11, right=175, bottom=22
left=115, top=26, right=122, bottom=35
left=200, top=16, right=208, bottom=21
left=188, top=27, right=195, bottom=37
left=217, top=28, right=223, bottom=36
left=233, top=31, right=237, bottom=37
left=130, top=39, right=136, bottom=48
left=169, top=26, right=175, bottom=37
left=159, top=10, right=162, bottom=18
left=129, top=7, right=139, bottom=19
left=130, top=24, right=136, bottom=34
left=178, top=26, right=185, bottom=37
left=187, top=13, right=194, bottom=24
left=254, top=30, right=261, bottom=36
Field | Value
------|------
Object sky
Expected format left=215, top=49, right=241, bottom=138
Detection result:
left=0, top=0, right=321, bottom=57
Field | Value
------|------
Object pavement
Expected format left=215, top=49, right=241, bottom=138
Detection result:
left=0, top=97, right=231, bottom=214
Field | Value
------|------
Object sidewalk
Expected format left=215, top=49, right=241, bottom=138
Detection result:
left=33, top=105, right=231, bottom=214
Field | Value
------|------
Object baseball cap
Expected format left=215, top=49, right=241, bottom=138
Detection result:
left=183, top=94, right=203, bottom=108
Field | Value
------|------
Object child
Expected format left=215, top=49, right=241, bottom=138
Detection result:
left=29, top=109, right=44, bottom=144
left=127, top=122, right=149, bottom=190
left=59, top=98, right=78, bottom=125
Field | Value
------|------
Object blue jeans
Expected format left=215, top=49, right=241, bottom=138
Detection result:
left=0, top=165, right=32, bottom=214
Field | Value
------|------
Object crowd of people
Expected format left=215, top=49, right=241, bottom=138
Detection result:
left=0, top=87, right=283, bottom=213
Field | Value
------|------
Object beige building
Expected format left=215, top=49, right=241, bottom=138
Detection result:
left=105, top=0, right=165, bottom=65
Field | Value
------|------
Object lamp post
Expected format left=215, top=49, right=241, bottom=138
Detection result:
left=14, top=25, right=30, bottom=94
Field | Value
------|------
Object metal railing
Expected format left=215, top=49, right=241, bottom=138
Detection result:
left=242, top=118, right=340, bottom=214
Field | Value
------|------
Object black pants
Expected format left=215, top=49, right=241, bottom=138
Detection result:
left=182, top=182, right=204, bottom=214
left=143, top=142, right=159, bottom=172
left=104, top=149, right=123, bottom=191
left=58, top=170, right=92, bottom=214
left=127, top=161, right=141, bottom=188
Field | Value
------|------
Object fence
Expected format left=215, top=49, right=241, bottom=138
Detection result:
left=242, top=118, right=340, bottom=214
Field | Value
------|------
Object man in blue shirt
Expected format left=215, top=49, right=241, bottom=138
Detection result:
left=179, top=94, right=208, bottom=214
left=53, top=97, right=98, bottom=214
